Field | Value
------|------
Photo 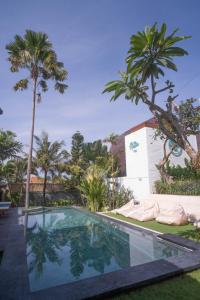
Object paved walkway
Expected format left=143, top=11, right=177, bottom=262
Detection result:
left=0, top=208, right=30, bottom=300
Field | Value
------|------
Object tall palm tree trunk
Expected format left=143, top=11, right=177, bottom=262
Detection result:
left=43, top=170, right=47, bottom=206
left=25, top=79, right=37, bottom=210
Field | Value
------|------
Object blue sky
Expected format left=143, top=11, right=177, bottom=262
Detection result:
left=1, top=0, right=200, bottom=151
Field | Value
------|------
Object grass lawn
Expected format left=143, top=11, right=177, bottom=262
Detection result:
left=105, top=212, right=200, bottom=299
left=106, top=212, right=200, bottom=240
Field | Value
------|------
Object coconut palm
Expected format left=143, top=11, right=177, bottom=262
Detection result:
left=83, top=140, right=108, bottom=164
left=34, top=132, right=68, bottom=204
left=6, top=30, right=68, bottom=209
left=0, top=130, right=22, bottom=163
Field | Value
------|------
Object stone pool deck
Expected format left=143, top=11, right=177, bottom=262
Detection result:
left=1, top=208, right=200, bottom=300
left=0, top=208, right=29, bottom=299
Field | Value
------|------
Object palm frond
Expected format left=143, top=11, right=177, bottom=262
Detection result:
left=13, top=79, right=29, bottom=91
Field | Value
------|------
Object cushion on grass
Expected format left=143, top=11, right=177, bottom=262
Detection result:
left=156, top=204, right=188, bottom=225
left=125, top=201, right=160, bottom=221
left=112, top=200, right=136, bottom=214
left=128, top=209, right=156, bottom=222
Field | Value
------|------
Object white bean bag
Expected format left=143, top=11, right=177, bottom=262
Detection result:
left=112, top=200, right=135, bottom=215
left=156, top=204, right=188, bottom=225
left=125, top=201, right=160, bottom=221
left=128, top=209, right=156, bottom=222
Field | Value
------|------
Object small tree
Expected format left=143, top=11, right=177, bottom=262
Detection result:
left=34, top=132, right=68, bottom=204
left=83, top=140, right=108, bottom=164
left=71, top=131, right=84, bottom=163
left=79, top=164, right=107, bottom=212
left=0, top=130, right=22, bottom=163
left=68, top=131, right=86, bottom=188
left=0, top=158, right=28, bottom=204
left=103, top=23, right=200, bottom=169
left=6, top=30, right=68, bottom=209
left=153, top=98, right=200, bottom=182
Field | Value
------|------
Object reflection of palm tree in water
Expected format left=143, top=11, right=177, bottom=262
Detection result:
left=26, top=214, right=62, bottom=277
left=63, top=224, right=112, bottom=278
left=68, top=222, right=130, bottom=277
left=27, top=212, right=130, bottom=279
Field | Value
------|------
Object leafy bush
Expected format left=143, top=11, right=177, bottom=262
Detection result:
left=165, top=159, right=200, bottom=180
left=79, top=164, right=107, bottom=212
left=10, top=192, right=21, bottom=206
left=104, top=185, right=134, bottom=210
left=155, top=180, right=200, bottom=195
left=45, top=199, right=74, bottom=207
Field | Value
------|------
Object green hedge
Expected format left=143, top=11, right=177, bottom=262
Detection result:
left=165, top=160, right=200, bottom=180
left=155, top=180, right=200, bottom=196
left=45, top=199, right=75, bottom=207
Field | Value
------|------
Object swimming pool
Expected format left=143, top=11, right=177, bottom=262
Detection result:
left=26, top=207, right=189, bottom=293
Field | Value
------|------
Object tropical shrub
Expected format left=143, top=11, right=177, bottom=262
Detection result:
left=155, top=180, right=200, bottom=195
left=45, top=199, right=74, bottom=207
left=10, top=192, right=21, bottom=206
left=165, top=159, right=200, bottom=180
left=104, top=184, right=133, bottom=210
left=79, top=164, right=107, bottom=212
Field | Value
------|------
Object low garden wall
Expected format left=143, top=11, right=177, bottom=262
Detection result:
left=18, top=190, right=82, bottom=207
left=0, top=182, right=83, bottom=207
left=10, top=183, right=64, bottom=193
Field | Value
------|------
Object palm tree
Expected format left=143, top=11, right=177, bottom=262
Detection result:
left=83, top=140, right=108, bottom=164
left=103, top=133, right=119, bottom=177
left=0, top=130, right=22, bottom=163
left=103, top=133, right=119, bottom=148
left=34, top=132, right=68, bottom=204
left=6, top=30, right=68, bottom=209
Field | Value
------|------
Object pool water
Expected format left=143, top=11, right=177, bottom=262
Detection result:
left=26, top=208, right=187, bottom=292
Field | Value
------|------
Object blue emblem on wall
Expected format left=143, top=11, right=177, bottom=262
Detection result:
left=168, top=140, right=183, bottom=157
left=129, top=141, right=139, bottom=152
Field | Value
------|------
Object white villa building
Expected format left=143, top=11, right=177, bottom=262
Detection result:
left=111, top=118, right=200, bottom=199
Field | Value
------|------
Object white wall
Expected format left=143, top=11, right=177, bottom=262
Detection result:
left=123, top=128, right=151, bottom=198
left=116, top=177, right=150, bottom=200
left=125, top=127, right=149, bottom=178
left=116, top=126, right=198, bottom=199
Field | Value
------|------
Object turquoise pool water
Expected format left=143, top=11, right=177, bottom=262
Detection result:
left=26, top=208, right=187, bottom=292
